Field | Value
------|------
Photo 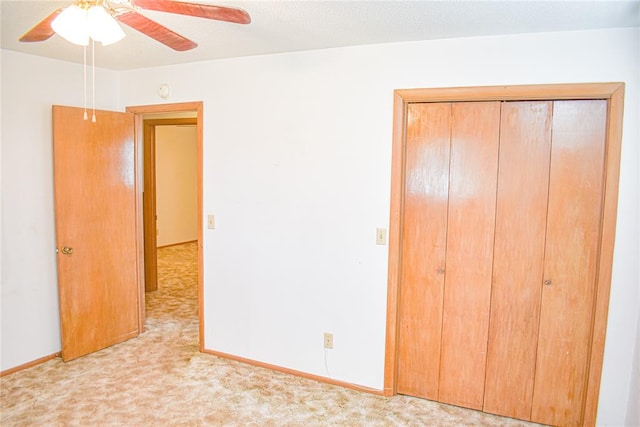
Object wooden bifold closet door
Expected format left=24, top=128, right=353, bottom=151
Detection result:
left=483, top=101, right=554, bottom=419
left=531, top=100, right=606, bottom=425
left=396, top=99, right=607, bottom=426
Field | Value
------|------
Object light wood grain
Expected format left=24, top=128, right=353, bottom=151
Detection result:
left=583, top=85, right=624, bottom=426
left=384, top=83, right=624, bottom=426
left=130, top=110, right=146, bottom=332
left=0, top=352, right=60, bottom=377
left=438, top=102, right=500, bottom=410
left=383, top=91, right=408, bottom=396
left=396, top=82, right=625, bottom=103
left=396, top=103, right=451, bottom=399
left=143, top=122, right=158, bottom=292
left=53, top=105, right=140, bottom=361
left=531, top=100, right=607, bottom=426
left=483, top=101, right=552, bottom=420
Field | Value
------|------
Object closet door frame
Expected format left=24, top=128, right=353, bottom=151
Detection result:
left=384, top=82, right=625, bottom=426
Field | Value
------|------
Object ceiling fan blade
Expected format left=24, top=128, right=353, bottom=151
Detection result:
left=134, top=0, right=250, bottom=24
left=19, top=8, right=63, bottom=42
left=117, top=12, right=197, bottom=51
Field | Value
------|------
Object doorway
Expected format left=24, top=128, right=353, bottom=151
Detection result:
left=142, top=116, right=198, bottom=293
left=127, top=101, right=204, bottom=350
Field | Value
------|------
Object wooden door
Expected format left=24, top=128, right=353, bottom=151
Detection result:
left=143, top=120, right=159, bottom=292
left=397, top=101, right=500, bottom=407
left=531, top=100, right=607, bottom=426
left=483, top=101, right=553, bottom=419
left=438, top=102, right=500, bottom=409
left=53, top=105, right=140, bottom=361
left=396, top=103, right=451, bottom=399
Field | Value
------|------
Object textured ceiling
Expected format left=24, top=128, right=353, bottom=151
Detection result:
left=1, top=0, right=639, bottom=71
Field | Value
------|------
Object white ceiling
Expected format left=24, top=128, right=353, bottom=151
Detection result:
left=1, top=0, right=639, bottom=71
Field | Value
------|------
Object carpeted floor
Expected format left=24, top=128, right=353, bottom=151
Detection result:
left=1, top=242, right=542, bottom=426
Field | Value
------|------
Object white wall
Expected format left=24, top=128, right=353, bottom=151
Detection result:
left=155, top=125, right=198, bottom=247
left=0, top=50, right=121, bottom=369
left=1, top=27, right=638, bottom=426
left=628, top=310, right=640, bottom=426
left=120, top=28, right=639, bottom=426
left=626, top=31, right=640, bottom=427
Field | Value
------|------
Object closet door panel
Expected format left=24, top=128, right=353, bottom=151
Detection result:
left=484, top=101, right=552, bottom=420
left=531, top=100, right=607, bottom=426
left=397, top=103, right=451, bottom=399
left=438, top=102, right=500, bottom=409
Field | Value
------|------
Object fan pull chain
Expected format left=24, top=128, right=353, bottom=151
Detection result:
left=91, top=39, right=96, bottom=123
left=83, top=44, right=88, bottom=121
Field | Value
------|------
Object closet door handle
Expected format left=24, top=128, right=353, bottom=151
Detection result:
left=437, top=267, right=445, bottom=275
left=61, top=246, right=74, bottom=255
left=544, top=279, right=552, bottom=286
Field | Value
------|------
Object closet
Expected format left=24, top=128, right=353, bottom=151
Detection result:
left=388, top=84, right=622, bottom=427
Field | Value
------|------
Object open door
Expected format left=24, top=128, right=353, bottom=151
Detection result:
left=53, top=105, right=141, bottom=361
left=142, top=121, right=159, bottom=292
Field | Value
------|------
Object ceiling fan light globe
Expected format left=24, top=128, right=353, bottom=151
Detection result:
left=87, top=5, right=125, bottom=46
left=51, top=5, right=89, bottom=46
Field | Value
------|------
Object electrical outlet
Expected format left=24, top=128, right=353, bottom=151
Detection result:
left=324, top=332, right=333, bottom=349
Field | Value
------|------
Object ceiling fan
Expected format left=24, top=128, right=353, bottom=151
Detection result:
left=19, top=0, right=251, bottom=51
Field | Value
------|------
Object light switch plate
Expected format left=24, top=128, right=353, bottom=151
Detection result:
left=207, top=214, right=215, bottom=229
left=376, top=228, right=387, bottom=245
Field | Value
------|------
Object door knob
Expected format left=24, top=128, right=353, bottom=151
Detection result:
left=61, top=247, right=74, bottom=255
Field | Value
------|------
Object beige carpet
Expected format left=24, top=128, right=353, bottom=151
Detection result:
left=1, top=242, right=542, bottom=426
